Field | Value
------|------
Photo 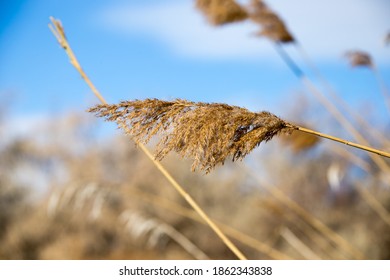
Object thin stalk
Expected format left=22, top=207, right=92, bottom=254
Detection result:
left=246, top=166, right=366, bottom=259
left=126, top=188, right=293, bottom=259
left=372, top=65, right=390, bottom=114
left=331, top=144, right=390, bottom=228
left=331, top=144, right=372, bottom=172
left=293, top=45, right=390, bottom=225
left=279, top=207, right=344, bottom=259
left=158, top=223, right=210, bottom=260
left=274, top=43, right=390, bottom=174
left=290, top=125, right=390, bottom=159
left=280, top=227, right=321, bottom=260
left=295, top=43, right=390, bottom=148
left=49, top=17, right=246, bottom=260
left=356, top=184, right=390, bottom=227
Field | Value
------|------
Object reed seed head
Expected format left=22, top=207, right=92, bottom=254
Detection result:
left=248, top=0, right=294, bottom=43
left=344, top=51, right=373, bottom=68
left=195, top=0, right=249, bottom=25
left=385, top=32, right=390, bottom=46
left=89, top=99, right=295, bottom=172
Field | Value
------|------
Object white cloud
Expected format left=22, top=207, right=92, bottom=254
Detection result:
left=271, top=0, right=389, bottom=60
left=100, top=1, right=267, bottom=60
left=99, top=0, right=390, bottom=62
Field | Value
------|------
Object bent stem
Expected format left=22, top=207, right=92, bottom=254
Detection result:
left=48, top=17, right=246, bottom=260
left=289, top=125, right=390, bottom=159
left=275, top=43, right=390, bottom=173
left=294, top=43, right=390, bottom=148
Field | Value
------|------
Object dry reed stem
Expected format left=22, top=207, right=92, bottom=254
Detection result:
left=372, top=66, right=390, bottom=114
left=195, top=0, right=248, bottom=25
left=300, top=76, right=390, bottom=164
left=355, top=184, right=390, bottom=228
left=156, top=223, right=210, bottom=260
left=48, top=17, right=247, bottom=260
left=280, top=227, right=321, bottom=260
left=127, top=188, right=293, bottom=259
left=48, top=18, right=106, bottom=105
left=246, top=166, right=366, bottom=259
left=274, top=44, right=390, bottom=175
left=295, top=44, right=390, bottom=148
left=331, top=144, right=390, bottom=228
left=331, top=144, right=372, bottom=172
left=293, top=126, right=390, bottom=158
left=120, top=211, right=210, bottom=260
left=276, top=203, right=345, bottom=259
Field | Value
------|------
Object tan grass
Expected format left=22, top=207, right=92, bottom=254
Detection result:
left=246, top=166, right=366, bottom=259
left=331, top=145, right=390, bottom=228
left=48, top=6, right=390, bottom=260
left=279, top=227, right=321, bottom=260
left=261, top=199, right=345, bottom=259
left=120, top=211, right=210, bottom=260
left=127, top=188, right=293, bottom=259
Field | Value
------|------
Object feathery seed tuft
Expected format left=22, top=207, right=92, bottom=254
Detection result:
left=195, top=0, right=248, bottom=25
left=89, top=99, right=295, bottom=172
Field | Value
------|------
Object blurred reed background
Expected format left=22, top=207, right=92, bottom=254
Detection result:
left=0, top=0, right=389, bottom=259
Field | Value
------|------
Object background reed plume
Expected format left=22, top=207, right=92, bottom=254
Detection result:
left=247, top=0, right=294, bottom=43
left=195, top=0, right=294, bottom=43
left=195, top=0, right=248, bottom=25
left=89, top=99, right=294, bottom=172
left=345, top=51, right=373, bottom=68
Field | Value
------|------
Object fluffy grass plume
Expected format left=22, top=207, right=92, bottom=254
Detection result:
left=345, top=51, right=373, bottom=68
left=248, top=0, right=294, bottom=43
left=385, top=32, right=390, bottom=46
left=89, top=99, right=294, bottom=172
left=195, top=0, right=293, bottom=42
left=195, top=0, right=248, bottom=25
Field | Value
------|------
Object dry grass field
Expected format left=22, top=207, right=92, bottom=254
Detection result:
left=1, top=0, right=389, bottom=260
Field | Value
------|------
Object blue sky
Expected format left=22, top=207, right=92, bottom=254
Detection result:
left=0, top=0, right=389, bottom=135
